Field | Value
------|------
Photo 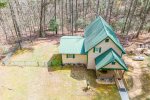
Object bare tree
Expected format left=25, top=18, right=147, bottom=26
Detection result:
left=122, top=0, right=134, bottom=34
left=135, top=0, right=150, bottom=38
left=61, top=0, right=64, bottom=35
left=75, top=0, right=78, bottom=33
left=9, top=1, right=22, bottom=49
left=96, top=0, right=99, bottom=17
left=39, top=0, right=44, bottom=37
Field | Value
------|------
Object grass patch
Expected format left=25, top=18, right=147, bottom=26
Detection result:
left=133, top=63, right=150, bottom=100
left=124, top=64, right=133, bottom=90
left=133, top=71, right=150, bottom=100
left=10, top=42, right=58, bottom=62
left=124, top=74, right=133, bottom=90
left=0, top=65, right=121, bottom=100
left=141, top=72, right=150, bottom=93
left=13, top=48, right=33, bottom=56
left=48, top=54, right=62, bottom=67
left=4, top=40, right=121, bottom=99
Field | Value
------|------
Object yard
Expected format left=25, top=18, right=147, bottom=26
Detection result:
left=0, top=38, right=121, bottom=100
left=0, top=66, right=121, bottom=100
left=10, top=38, right=59, bottom=62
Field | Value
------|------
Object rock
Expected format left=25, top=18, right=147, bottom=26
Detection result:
left=144, top=50, right=150, bottom=56
left=125, top=48, right=135, bottom=55
left=135, top=48, right=146, bottom=54
left=132, top=56, right=145, bottom=61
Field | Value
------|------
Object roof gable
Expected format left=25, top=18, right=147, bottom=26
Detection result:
left=84, top=16, right=125, bottom=54
left=95, top=48, right=128, bottom=70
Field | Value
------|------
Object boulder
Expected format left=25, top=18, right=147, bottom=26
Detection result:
left=132, top=56, right=145, bottom=61
left=125, top=48, right=135, bottom=55
left=144, top=50, right=150, bottom=56
left=135, top=48, right=146, bottom=54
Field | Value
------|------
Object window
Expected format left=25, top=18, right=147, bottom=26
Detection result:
left=105, top=38, right=109, bottom=42
left=93, top=47, right=101, bottom=53
left=67, top=54, right=75, bottom=58
left=112, top=61, right=116, bottom=65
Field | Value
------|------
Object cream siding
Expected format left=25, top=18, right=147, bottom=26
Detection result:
left=103, top=62, right=123, bottom=69
left=62, top=54, right=87, bottom=64
left=87, top=37, right=122, bottom=69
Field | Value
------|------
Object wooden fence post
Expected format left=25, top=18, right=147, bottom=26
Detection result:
left=24, top=61, right=26, bottom=66
left=37, top=61, right=39, bottom=67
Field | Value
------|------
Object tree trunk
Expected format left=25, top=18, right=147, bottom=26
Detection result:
left=121, top=0, right=134, bottom=34
left=105, top=0, right=110, bottom=21
left=0, top=11, right=8, bottom=41
left=8, top=1, right=22, bottom=49
left=108, top=0, right=114, bottom=23
left=126, top=0, right=138, bottom=35
left=39, top=0, right=44, bottom=37
left=96, top=0, right=99, bottom=17
left=83, top=0, right=84, bottom=19
left=135, top=0, right=150, bottom=38
left=75, top=0, right=78, bottom=33
left=71, top=0, right=73, bottom=35
left=61, top=0, right=64, bottom=35
left=43, top=0, right=46, bottom=35
left=69, top=0, right=72, bottom=34
left=0, top=19, right=8, bottom=41
left=54, top=0, right=57, bottom=34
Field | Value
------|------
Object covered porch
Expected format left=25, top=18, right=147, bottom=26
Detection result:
left=96, top=70, right=126, bottom=84
left=95, top=48, right=128, bottom=84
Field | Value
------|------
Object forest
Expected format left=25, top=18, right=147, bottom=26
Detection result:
left=0, top=0, right=150, bottom=49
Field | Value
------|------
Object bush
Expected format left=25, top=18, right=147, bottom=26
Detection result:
left=0, top=1, right=7, bottom=8
left=48, top=54, right=62, bottom=67
left=49, top=18, right=59, bottom=31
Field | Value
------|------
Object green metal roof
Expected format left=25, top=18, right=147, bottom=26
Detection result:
left=84, top=16, right=125, bottom=54
left=95, top=48, right=128, bottom=71
left=59, top=36, right=85, bottom=54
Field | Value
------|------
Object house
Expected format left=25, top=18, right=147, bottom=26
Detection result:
left=59, top=16, right=128, bottom=83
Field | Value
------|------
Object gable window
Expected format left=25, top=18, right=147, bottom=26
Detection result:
left=112, top=61, right=116, bottom=65
left=93, top=47, right=101, bottom=53
left=105, top=38, right=109, bottom=42
left=66, top=54, right=75, bottom=58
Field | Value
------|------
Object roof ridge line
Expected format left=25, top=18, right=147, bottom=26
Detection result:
left=99, top=17, right=109, bottom=36
left=111, top=48, right=122, bottom=58
left=111, top=49, right=115, bottom=61
left=99, top=18, right=126, bottom=54
left=111, top=50, right=127, bottom=70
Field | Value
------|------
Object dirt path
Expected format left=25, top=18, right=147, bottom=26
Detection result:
left=124, top=56, right=142, bottom=99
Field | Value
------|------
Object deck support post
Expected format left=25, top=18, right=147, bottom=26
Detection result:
left=121, top=70, right=125, bottom=79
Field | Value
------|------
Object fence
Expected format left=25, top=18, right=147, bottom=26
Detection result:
left=2, top=44, right=19, bottom=65
left=2, top=61, right=48, bottom=67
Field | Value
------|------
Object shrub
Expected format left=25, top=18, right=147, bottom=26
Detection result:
left=0, top=1, right=7, bottom=8
left=48, top=54, right=62, bottom=67
left=49, top=18, right=59, bottom=31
